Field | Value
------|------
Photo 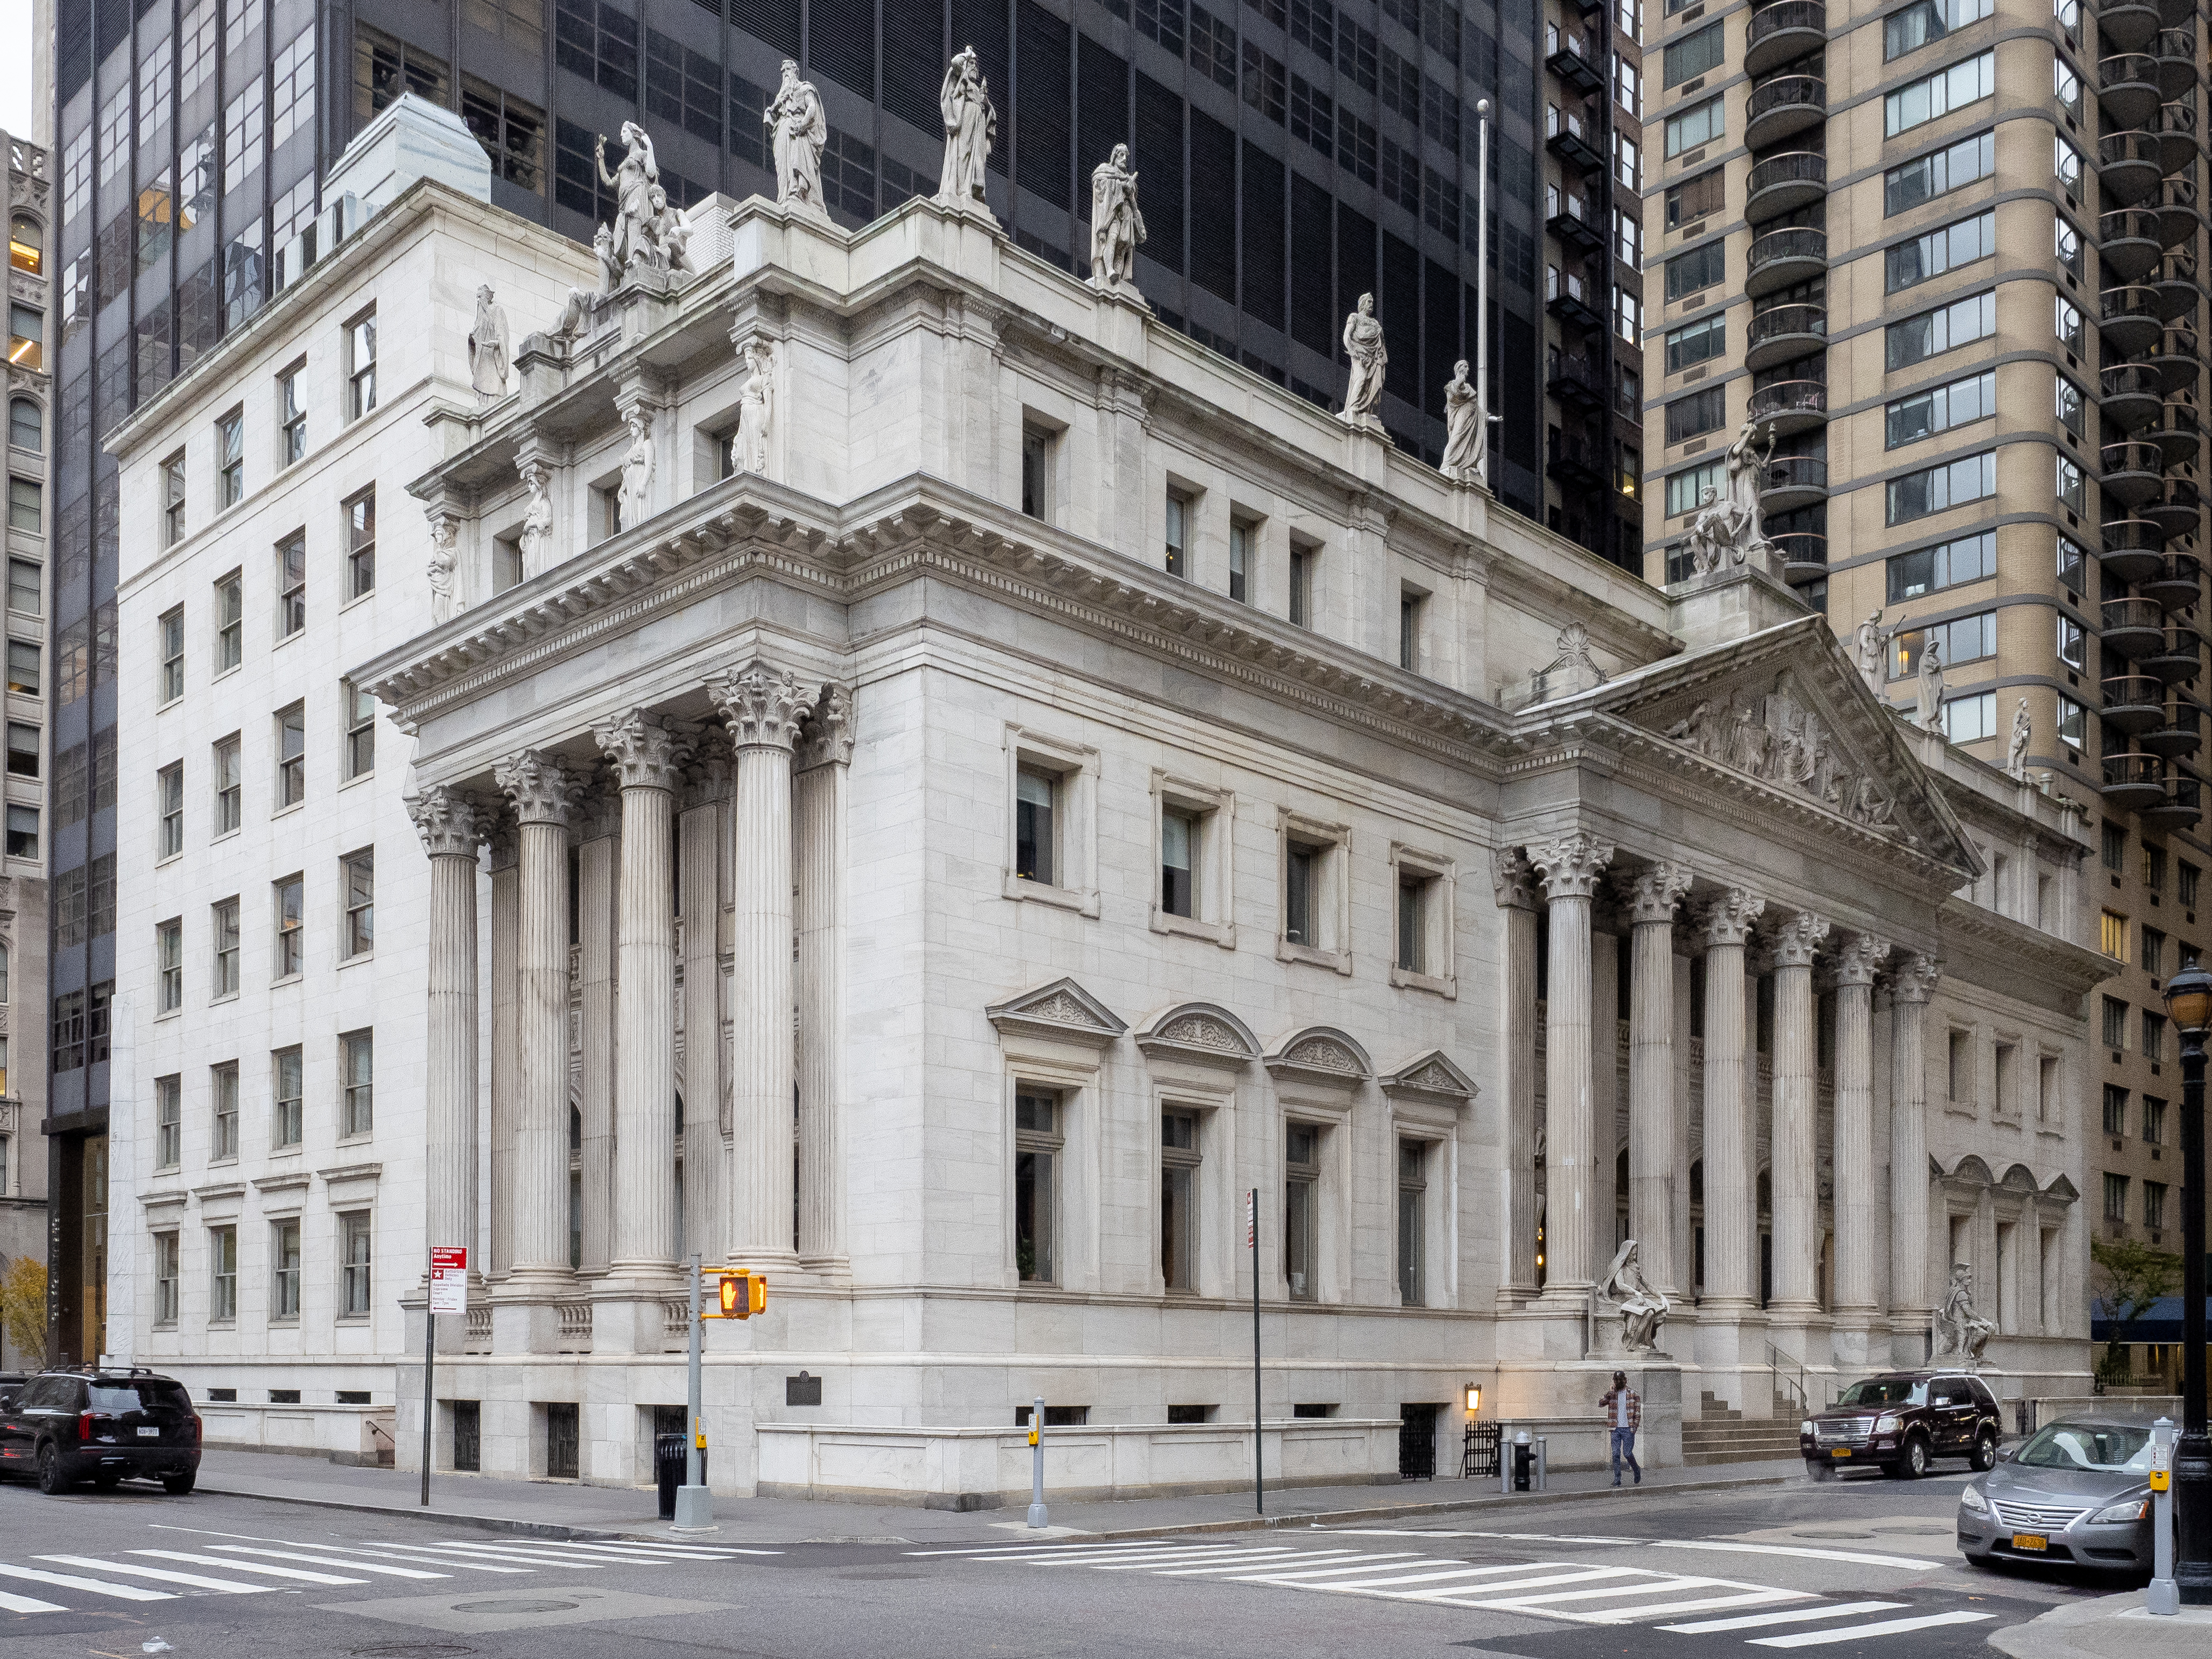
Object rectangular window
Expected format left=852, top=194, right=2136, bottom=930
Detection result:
left=2143, top=1095, right=2167, bottom=1145
left=1229, top=519, right=1252, bottom=603
left=2058, top=613, right=2086, bottom=672
left=1664, top=168, right=1724, bottom=230
left=1885, top=370, right=1996, bottom=448
left=1398, top=590, right=1423, bottom=672
left=1396, top=1138, right=1427, bottom=1305
left=2104, top=1171, right=2128, bottom=1224
left=210, top=1225, right=238, bottom=1321
left=2056, top=695, right=2086, bottom=752
left=342, top=1029, right=374, bottom=1136
left=3, top=721, right=36, bottom=779
left=1020, top=425, right=1051, bottom=520
left=2102, top=912, right=2129, bottom=961
left=273, top=1044, right=304, bottom=1146
left=1161, top=1110, right=1200, bottom=1291
left=161, top=451, right=186, bottom=545
left=2056, top=374, right=2085, bottom=439
left=1886, top=290, right=1996, bottom=371
left=2055, top=453, right=2085, bottom=514
left=2145, top=845, right=2167, bottom=892
left=271, top=1219, right=301, bottom=1320
left=159, top=606, right=185, bottom=702
left=275, top=873, right=304, bottom=978
left=2103, top=1084, right=2129, bottom=1135
left=1884, top=50, right=1993, bottom=137
left=214, top=734, right=242, bottom=833
left=1884, top=0, right=1992, bottom=60
left=2103, top=993, right=2129, bottom=1048
left=213, top=896, right=240, bottom=997
left=1662, top=20, right=1723, bottom=86
left=2056, top=294, right=2085, bottom=355
left=2142, top=1009, right=2167, bottom=1063
left=1886, top=530, right=1996, bottom=600
left=1663, top=95, right=1722, bottom=159
left=1013, top=767, right=1058, bottom=886
left=216, top=569, right=243, bottom=669
left=1890, top=610, right=1998, bottom=676
left=1665, top=386, right=1727, bottom=446
left=216, top=407, right=244, bottom=506
left=277, top=533, right=306, bottom=637
left=341, top=1211, right=372, bottom=1315
left=1885, top=451, right=1997, bottom=526
left=1285, top=838, right=1320, bottom=946
left=279, top=362, right=307, bottom=464
left=154, top=1232, right=180, bottom=1325
left=1664, top=314, right=1725, bottom=375
left=213, top=1060, right=239, bottom=1159
left=1288, top=543, right=1313, bottom=627
left=1164, top=492, right=1188, bottom=578
left=1013, top=1089, right=1061, bottom=1283
left=343, top=848, right=375, bottom=957
left=345, top=488, right=375, bottom=598
left=347, top=309, right=377, bottom=419
left=5, top=804, right=35, bottom=859
left=156, top=1074, right=182, bottom=1168
left=1947, top=1028, right=1971, bottom=1101
left=6, top=557, right=39, bottom=615
left=2144, top=1180, right=2167, bottom=1231
left=343, top=681, right=375, bottom=779
left=1161, top=808, right=1198, bottom=917
left=158, top=917, right=182, bottom=1012
left=276, top=703, right=305, bottom=806
left=1942, top=691, right=1997, bottom=743
left=1666, top=459, right=1726, bottom=519
left=1397, top=869, right=1437, bottom=973
left=2183, top=862, right=2201, bottom=908
left=1884, top=130, right=1995, bottom=216
left=1284, top=1121, right=1320, bottom=1300
left=2054, top=139, right=2082, bottom=203
left=1665, top=241, right=1725, bottom=302
left=2143, top=926, right=2166, bottom=976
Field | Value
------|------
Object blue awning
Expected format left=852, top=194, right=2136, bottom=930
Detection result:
left=2091, top=1296, right=2212, bottom=1344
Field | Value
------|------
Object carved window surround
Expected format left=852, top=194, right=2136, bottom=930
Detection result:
left=1150, top=770, right=1236, bottom=949
left=1276, top=807, right=1352, bottom=975
left=1389, top=841, right=1458, bottom=998
left=1002, top=724, right=1100, bottom=918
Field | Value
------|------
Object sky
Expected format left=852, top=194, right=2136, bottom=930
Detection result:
left=0, top=0, right=36, bottom=142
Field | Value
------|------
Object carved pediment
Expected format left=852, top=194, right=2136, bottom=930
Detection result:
left=1265, top=1026, right=1373, bottom=1088
left=1135, top=1003, right=1261, bottom=1070
left=985, top=977, right=1128, bottom=1049
left=1379, top=1049, right=1477, bottom=1104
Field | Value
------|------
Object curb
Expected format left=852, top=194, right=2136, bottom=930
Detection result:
left=190, top=1482, right=637, bottom=1541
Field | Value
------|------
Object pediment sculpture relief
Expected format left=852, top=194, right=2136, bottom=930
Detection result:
left=1283, top=1035, right=1364, bottom=1075
left=1659, top=673, right=1899, bottom=831
left=1157, top=1013, right=1246, bottom=1052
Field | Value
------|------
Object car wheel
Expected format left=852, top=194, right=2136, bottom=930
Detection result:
left=162, top=1470, right=196, bottom=1496
left=1898, top=1436, right=1929, bottom=1479
left=1970, top=1432, right=1998, bottom=1473
left=36, top=1445, right=71, bottom=1496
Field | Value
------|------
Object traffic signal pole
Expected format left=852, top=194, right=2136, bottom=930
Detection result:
left=675, top=1251, right=713, bottom=1529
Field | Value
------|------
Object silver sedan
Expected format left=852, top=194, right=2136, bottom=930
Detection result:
left=1956, top=1417, right=2156, bottom=1574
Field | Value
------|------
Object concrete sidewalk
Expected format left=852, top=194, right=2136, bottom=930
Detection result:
left=1989, top=1592, right=2212, bottom=1659
left=189, top=1446, right=1806, bottom=1544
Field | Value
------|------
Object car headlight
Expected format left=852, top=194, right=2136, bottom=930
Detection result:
left=1874, top=1414, right=1900, bottom=1434
left=1801, top=1420, right=1815, bottom=1436
left=1959, top=1485, right=1990, bottom=1515
left=2091, top=1498, right=2149, bottom=1524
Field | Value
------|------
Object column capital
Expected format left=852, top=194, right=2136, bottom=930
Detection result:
left=710, top=662, right=808, bottom=751
left=408, top=785, right=482, bottom=859
left=795, top=682, right=855, bottom=770
left=1622, top=862, right=1694, bottom=926
left=1528, top=831, right=1614, bottom=900
left=1771, top=909, right=1831, bottom=968
left=1491, top=847, right=1538, bottom=910
left=1834, top=931, right=1894, bottom=987
left=1699, top=887, right=1765, bottom=947
left=494, top=749, right=578, bottom=827
left=1889, top=952, right=1943, bottom=1004
left=594, top=708, right=689, bottom=790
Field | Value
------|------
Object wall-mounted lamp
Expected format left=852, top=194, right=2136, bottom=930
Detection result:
left=1464, top=1383, right=1482, bottom=1414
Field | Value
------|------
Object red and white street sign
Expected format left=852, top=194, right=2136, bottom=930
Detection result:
left=429, top=1246, right=469, bottom=1315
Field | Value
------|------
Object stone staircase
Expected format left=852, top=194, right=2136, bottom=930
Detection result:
left=1680, top=1390, right=1807, bottom=1466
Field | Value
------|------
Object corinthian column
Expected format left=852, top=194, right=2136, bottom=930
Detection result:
left=1769, top=909, right=1830, bottom=1319
left=596, top=709, right=688, bottom=1282
left=1494, top=850, right=1540, bottom=1298
left=1889, top=955, right=1942, bottom=1331
left=1528, top=831, right=1614, bottom=1295
left=713, top=663, right=808, bottom=1267
left=1700, top=889, right=1764, bottom=1312
left=796, top=686, right=854, bottom=1265
left=1626, top=864, right=1692, bottom=1296
left=494, top=750, right=576, bottom=1284
left=1831, top=931, right=1892, bottom=1336
left=410, top=787, right=482, bottom=1283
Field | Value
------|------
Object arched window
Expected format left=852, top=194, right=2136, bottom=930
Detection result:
left=8, top=215, right=39, bottom=276
left=8, top=399, right=38, bottom=454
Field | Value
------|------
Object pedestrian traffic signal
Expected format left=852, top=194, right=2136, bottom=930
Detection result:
left=710, top=1270, right=769, bottom=1318
left=718, top=1272, right=742, bottom=1318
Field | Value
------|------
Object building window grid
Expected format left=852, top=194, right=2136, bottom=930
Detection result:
left=342, top=1029, right=374, bottom=1136
left=275, top=873, right=304, bottom=979
left=158, top=916, right=182, bottom=1011
left=273, top=1045, right=304, bottom=1147
left=343, top=848, right=375, bottom=958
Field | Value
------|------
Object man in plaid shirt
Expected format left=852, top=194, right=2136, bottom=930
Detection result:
left=1602, top=1371, right=1642, bottom=1487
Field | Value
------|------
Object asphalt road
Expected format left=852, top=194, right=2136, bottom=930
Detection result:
left=0, top=1464, right=2139, bottom=1658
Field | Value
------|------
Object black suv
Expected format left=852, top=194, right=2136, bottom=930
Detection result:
left=1799, top=1369, right=2003, bottom=1479
left=0, top=1368, right=202, bottom=1495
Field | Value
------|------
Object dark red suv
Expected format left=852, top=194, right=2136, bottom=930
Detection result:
left=1799, top=1369, right=2003, bottom=1479
left=0, top=1368, right=202, bottom=1495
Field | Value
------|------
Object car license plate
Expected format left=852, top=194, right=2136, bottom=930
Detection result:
left=137, top=1427, right=158, bottom=1438
left=2011, top=1533, right=2048, bottom=1552
left=1831, top=1449, right=1850, bottom=1458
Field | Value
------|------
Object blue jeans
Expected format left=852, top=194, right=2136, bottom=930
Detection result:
left=1610, top=1426, right=1640, bottom=1484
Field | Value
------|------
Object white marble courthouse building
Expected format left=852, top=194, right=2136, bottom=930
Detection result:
left=103, top=99, right=2107, bottom=1500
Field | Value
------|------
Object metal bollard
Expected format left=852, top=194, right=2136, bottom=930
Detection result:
left=1534, top=1434, right=1548, bottom=1492
left=1501, top=1424, right=1516, bottom=1495
left=2148, top=1416, right=2177, bottom=1616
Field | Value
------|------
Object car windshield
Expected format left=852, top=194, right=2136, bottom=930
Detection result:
left=2013, top=1423, right=2153, bottom=1472
left=1835, top=1379, right=1926, bottom=1407
left=88, top=1380, right=191, bottom=1413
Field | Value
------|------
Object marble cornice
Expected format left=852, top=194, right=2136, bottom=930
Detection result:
left=1933, top=897, right=2116, bottom=1001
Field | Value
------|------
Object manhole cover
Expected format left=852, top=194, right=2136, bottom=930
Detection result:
left=450, top=1599, right=581, bottom=1614
left=1790, top=1530, right=1875, bottom=1540
left=1872, top=1523, right=1950, bottom=1535
left=351, top=1647, right=477, bottom=1658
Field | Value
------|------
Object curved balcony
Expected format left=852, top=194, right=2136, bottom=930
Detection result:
left=2158, top=100, right=2201, bottom=172
left=2102, top=130, right=2168, bottom=205
left=2153, top=29, right=2199, bottom=100
left=1746, top=1, right=1827, bottom=76
left=2104, top=517, right=2169, bottom=581
left=2103, top=439, right=2168, bottom=506
left=1745, top=151, right=1827, bottom=222
left=2145, top=323, right=2202, bottom=393
left=2143, top=625, right=2204, bottom=682
left=2141, top=707, right=2202, bottom=760
left=2103, top=751, right=2170, bottom=809
left=2100, top=0, right=2164, bottom=52
left=2146, top=549, right=2205, bottom=609
left=2102, top=285, right=2167, bottom=355
left=2105, top=673, right=2169, bottom=733
left=1772, top=531, right=1828, bottom=583
left=2150, top=394, right=2203, bottom=467
left=2156, top=176, right=2202, bottom=246
left=2144, top=478, right=2203, bottom=539
left=1748, top=377, right=1829, bottom=435
left=2102, top=52, right=2165, bottom=129
left=2107, top=595, right=2172, bottom=658
left=1746, top=303, right=1827, bottom=370
left=1747, top=226, right=1827, bottom=296
left=1757, top=454, right=1828, bottom=513
left=2159, top=0, right=2195, bottom=26
left=2150, top=250, right=2202, bottom=319
left=2139, top=773, right=2202, bottom=831
left=2102, top=207, right=2166, bottom=280
left=2104, top=361, right=2168, bottom=427
left=1745, top=74, right=1827, bottom=149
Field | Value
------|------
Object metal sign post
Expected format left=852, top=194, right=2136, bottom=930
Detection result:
left=1249, top=1187, right=1262, bottom=1516
left=2151, top=1416, right=2178, bottom=1615
left=1027, top=1394, right=1048, bottom=1528
left=424, top=1246, right=467, bottom=1507
left=675, top=1252, right=713, bottom=1529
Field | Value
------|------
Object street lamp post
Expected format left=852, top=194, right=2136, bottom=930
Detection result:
left=2158, top=965, right=2211, bottom=1604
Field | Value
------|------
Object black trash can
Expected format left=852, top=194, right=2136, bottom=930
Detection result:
left=656, top=1434, right=706, bottom=1520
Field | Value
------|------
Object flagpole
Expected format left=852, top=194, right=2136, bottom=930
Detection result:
left=1475, top=97, right=1492, bottom=487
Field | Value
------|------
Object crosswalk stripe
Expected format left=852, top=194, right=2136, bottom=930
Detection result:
left=1582, top=1589, right=1813, bottom=1623
left=1652, top=1540, right=1936, bottom=1572
left=264, top=1543, right=533, bottom=1574
left=130, top=1550, right=367, bottom=1585
left=488, top=1545, right=696, bottom=1566
left=1662, top=1600, right=1912, bottom=1634
left=1087, top=1552, right=1304, bottom=1572
left=990, top=1548, right=1244, bottom=1568
left=1478, top=1573, right=1734, bottom=1609
left=0, top=1562, right=174, bottom=1602
left=36, top=1556, right=272, bottom=1595
left=1398, top=1568, right=1647, bottom=1602
left=1307, top=1564, right=1610, bottom=1595
left=0, top=1586, right=69, bottom=1614
left=1162, top=1552, right=1418, bottom=1578
left=556, top=1542, right=770, bottom=1559
left=1747, top=1611, right=1998, bottom=1648
left=907, top=1542, right=1168, bottom=1557
left=203, top=1545, right=453, bottom=1579
left=402, top=1544, right=612, bottom=1568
